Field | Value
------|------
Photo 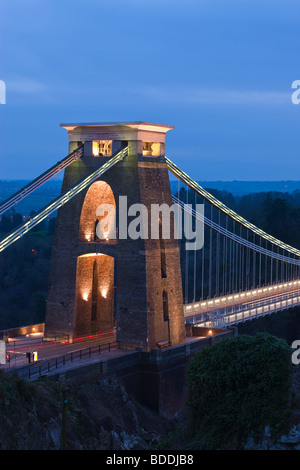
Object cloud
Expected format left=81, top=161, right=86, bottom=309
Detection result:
left=106, top=84, right=291, bottom=107
left=2, top=75, right=292, bottom=108
left=53, top=80, right=292, bottom=107
left=2, top=77, right=60, bottom=104
left=6, top=78, right=50, bottom=94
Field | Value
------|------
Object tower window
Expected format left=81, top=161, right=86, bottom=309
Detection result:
left=92, top=140, right=112, bottom=156
left=159, top=219, right=167, bottom=278
left=142, top=141, right=161, bottom=157
left=162, top=290, right=169, bottom=321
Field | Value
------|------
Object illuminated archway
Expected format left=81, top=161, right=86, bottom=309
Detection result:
left=79, top=180, right=116, bottom=243
left=74, top=253, right=115, bottom=338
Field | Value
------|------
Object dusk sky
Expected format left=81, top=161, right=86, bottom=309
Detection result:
left=0, top=0, right=299, bottom=181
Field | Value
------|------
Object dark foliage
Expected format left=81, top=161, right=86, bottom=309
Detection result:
left=186, top=333, right=292, bottom=449
left=0, top=212, right=55, bottom=329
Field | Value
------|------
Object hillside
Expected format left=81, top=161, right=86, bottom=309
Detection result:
left=0, top=371, right=172, bottom=450
left=0, top=362, right=300, bottom=451
left=2, top=179, right=300, bottom=216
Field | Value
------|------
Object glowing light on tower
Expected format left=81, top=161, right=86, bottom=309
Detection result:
left=82, top=292, right=89, bottom=301
left=101, top=287, right=108, bottom=299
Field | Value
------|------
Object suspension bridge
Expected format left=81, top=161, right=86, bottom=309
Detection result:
left=0, top=121, right=299, bottom=344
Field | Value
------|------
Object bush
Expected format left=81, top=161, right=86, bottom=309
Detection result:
left=186, top=332, right=292, bottom=449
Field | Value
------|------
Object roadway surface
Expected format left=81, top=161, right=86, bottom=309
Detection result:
left=1, top=330, right=117, bottom=371
left=1, top=330, right=209, bottom=382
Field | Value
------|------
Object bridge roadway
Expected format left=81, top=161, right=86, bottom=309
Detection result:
left=1, top=330, right=118, bottom=372
left=184, top=280, right=300, bottom=327
left=2, top=280, right=299, bottom=376
left=1, top=330, right=207, bottom=382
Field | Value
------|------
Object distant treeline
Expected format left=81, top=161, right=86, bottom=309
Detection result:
left=0, top=209, right=56, bottom=236
left=0, top=212, right=56, bottom=330
left=188, top=187, right=300, bottom=249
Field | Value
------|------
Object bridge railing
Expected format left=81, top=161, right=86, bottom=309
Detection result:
left=184, top=280, right=300, bottom=317
left=4, top=340, right=118, bottom=380
left=188, top=289, right=300, bottom=328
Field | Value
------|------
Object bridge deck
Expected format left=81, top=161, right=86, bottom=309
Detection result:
left=184, top=280, right=300, bottom=327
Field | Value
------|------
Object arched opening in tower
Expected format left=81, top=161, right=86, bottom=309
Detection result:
left=74, top=253, right=115, bottom=338
left=79, top=180, right=116, bottom=243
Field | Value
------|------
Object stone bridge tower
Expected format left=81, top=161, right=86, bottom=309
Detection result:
left=44, top=122, right=186, bottom=350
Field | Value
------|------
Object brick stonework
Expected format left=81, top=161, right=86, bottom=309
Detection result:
left=44, top=123, right=186, bottom=350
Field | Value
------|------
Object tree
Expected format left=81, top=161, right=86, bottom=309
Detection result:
left=186, top=333, right=292, bottom=449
